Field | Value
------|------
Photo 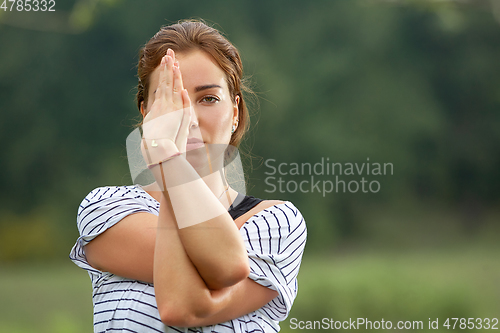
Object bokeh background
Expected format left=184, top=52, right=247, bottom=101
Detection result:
left=1, top=0, right=499, bottom=332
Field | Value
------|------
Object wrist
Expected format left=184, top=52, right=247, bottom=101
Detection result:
left=147, top=152, right=182, bottom=170
left=143, top=138, right=179, bottom=165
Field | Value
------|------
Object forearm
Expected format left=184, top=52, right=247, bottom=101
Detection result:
left=154, top=193, right=232, bottom=326
left=140, top=52, right=248, bottom=288
left=152, top=155, right=249, bottom=288
left=154, top=195, right=278, bottom=328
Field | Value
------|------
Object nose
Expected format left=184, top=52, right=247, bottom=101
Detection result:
left=190, top=106, right=199, bottom=128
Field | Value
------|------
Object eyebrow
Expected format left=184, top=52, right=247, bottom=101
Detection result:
left=195, top=84, right=223, bottom=92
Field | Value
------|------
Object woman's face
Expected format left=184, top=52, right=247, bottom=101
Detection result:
left=144, top=49, right=239, bottom=148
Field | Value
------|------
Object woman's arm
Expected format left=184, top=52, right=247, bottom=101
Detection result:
left=84, top=190, right=249, bottom=290
left=153, top=192, right=279, bottom=327
left=84, top=211, right=157, bottom=283
left=154, top=151, right=250, bottom=289
left=141, top=50, right=249, bottom=289
left=83, top=198, right=283, bottom=327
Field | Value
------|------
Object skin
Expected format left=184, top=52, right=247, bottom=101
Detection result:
left=85, top=49, right=282, bottom=327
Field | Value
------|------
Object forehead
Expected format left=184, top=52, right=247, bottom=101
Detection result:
left=149, top=50, right=228, bottom=92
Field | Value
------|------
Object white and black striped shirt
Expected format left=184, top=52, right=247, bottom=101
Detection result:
left=69, top=185, right=307, bottom=333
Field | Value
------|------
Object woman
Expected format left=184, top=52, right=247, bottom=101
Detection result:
left=70, top=19, right=307, bottom=333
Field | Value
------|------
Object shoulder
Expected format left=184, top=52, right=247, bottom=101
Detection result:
left=76, top=185, right=159, bottom=233
left=239, top=199, right=306, bottom=240
left=252, top=200, right=303, bottom=223
left=242, top=200, right=307, bottom=265
left=78, top=185, right=156, bottom=213
left=79, top=185, right=143, bottom=203
left=256, top=200, right=305, bottom=233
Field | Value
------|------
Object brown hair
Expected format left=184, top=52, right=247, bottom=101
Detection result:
left=136, top=19, right=251, bottom=147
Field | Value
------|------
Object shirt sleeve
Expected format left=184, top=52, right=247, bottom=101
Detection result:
left=69, top=186, right=154, bottom=276
left=241, top=201, right=307, bottom=322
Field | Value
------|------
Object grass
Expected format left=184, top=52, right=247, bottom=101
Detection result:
left=282, top=244, right=500, bottom=332
left=0, top=245, right=498, bottom=332
left=0, top=261, right=92, bottom=333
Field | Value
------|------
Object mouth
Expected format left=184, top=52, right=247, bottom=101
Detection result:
left=186, top=138, right=205, bottom=150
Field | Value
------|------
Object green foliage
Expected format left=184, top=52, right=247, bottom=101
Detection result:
left=0, top=2, right=498, bottom=331
left=0, top=212, right=56, bottom=262
left=0, top=0, right=499, bottom=260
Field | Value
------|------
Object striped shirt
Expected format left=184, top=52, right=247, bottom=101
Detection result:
left=69, top=185, right=307, bottom=333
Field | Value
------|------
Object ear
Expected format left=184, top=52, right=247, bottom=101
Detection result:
left=233, top=95, right=240, bottom=120
left=140, top=101, right=146, bottom=118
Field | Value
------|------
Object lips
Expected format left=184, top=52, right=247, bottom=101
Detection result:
left=186, top=137, right=205, bottom=150
left=187, top=138, right=203, bottom=144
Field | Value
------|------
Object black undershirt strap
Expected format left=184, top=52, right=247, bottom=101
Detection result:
left=228, top=193, right=263, bottom=220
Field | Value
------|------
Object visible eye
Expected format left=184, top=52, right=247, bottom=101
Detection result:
left=200, top=95, right=220, bottom=104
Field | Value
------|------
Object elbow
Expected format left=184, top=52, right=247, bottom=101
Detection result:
left=159, top=308, right=182, bottom=327
left=208, top=259, right=250, bottom=289
left=158, top=297, right=212, bottom=327
left=159, top=305, right=195, bottom=327
left=230, top=260, right=250, bottom=284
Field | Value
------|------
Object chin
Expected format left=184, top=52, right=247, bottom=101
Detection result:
left=185, top=143, right=227, bottom=176
left=185, top=146, right=211, bottom=175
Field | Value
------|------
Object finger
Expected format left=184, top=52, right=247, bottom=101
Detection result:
left=149, top=55, right=168, bottom=120
left=172, top=64, right=184, bottom=110
left=182, top=87, right=191, bottom=109
left=162, top=53, right=174, bottom=107
left=167, top=49, right=178, bottom=64
left=175, top=89, right=191, bottom=151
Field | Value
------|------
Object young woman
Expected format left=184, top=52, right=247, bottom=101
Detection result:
left=70, top=19, right=307, bottom=333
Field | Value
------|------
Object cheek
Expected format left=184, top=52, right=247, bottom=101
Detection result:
left=219, top=107, right=234, bottom=126
left=210, top=111, right=231, bottom=132
left=199, top=106, right=233, bottom=137
left=219, top=105, right=235, bottom=133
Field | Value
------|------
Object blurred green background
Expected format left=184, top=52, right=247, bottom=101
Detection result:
left=1, top=0, right=499, bottom=332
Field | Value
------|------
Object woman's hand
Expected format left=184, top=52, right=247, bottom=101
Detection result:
left=141, top=49, right=192, bottom=166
